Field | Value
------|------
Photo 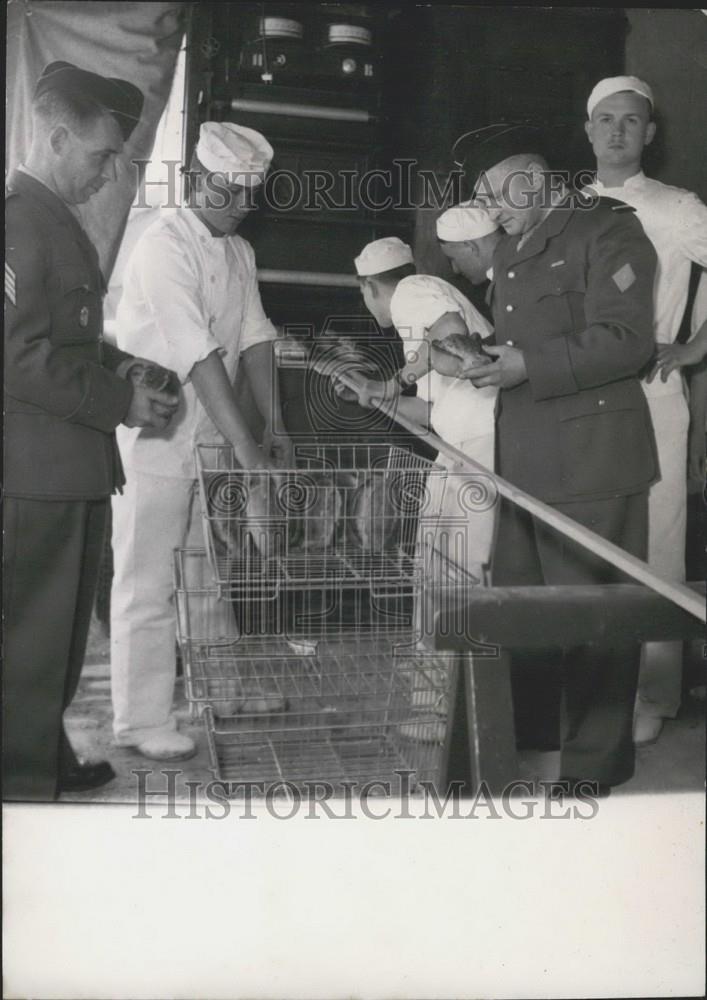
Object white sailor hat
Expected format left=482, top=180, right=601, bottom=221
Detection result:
left=587, top=76, right=654, bottom=118
left=436, top=202, right=498, bottom=242
left=196, top=121, right=273, bottom=186
left=354, top=237, right=414, bottom=277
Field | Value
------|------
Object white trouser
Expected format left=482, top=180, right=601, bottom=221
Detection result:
left=416, top=433, right=497, bottom=645
left=111, top=471, right=231, bottom=744
left=638, top=390, right=690, bottom=720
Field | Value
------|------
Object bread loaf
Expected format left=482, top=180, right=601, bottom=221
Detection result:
left=430, top=331, right=492, bottom=377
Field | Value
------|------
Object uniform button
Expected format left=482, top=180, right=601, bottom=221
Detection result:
left=506, top=304, right=514, bottom=313
left=598, top=399, right=606, bottom=406
left=508, top=270, right=515, bottom=279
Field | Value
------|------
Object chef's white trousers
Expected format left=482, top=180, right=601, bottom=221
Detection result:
left=416, top=432, right=497, bottom=643
left=638, top=390, right=690, bottom=721
left=111, top=470, right=232, bottom=744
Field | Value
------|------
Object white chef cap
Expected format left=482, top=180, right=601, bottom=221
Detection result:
left=196, top=121, right=274, bottom=186
left=586, top=76, right=654, bottom=118
left=354, top=237, right=414, bottom=277
left=390, top=274, right=467, bottom=333
left=436, top=202, right=498, bottom=242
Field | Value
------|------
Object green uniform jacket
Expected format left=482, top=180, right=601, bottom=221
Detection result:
left=4, top=171, right=134, bottom=499
left=488, top=195, right=659, bottom=503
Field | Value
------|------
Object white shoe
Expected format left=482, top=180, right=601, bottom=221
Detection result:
left=633, top=714, right=664, bottom=747
left=130, top=731, right=197, bottom=761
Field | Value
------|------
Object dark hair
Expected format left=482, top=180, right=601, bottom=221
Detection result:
left=359, top=263, right=416, bottom=287
left=32, top=88, right=106, bottom=135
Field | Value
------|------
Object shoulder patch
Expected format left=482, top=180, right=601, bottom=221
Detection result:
left=612, top=262, right=636, bottom=293
left=5, top=261, right=17, bottom=305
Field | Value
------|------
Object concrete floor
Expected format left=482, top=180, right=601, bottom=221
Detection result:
left=61, top=618, right=705, bottom=803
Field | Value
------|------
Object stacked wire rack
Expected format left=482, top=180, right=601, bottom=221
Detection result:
left=174, top=443, right=458, bottom=791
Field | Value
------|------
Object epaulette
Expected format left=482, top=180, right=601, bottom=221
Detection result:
left=596, top=195, right=637, bottom=214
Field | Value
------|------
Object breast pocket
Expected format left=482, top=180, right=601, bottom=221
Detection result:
left=52, top=264, right=102, bottom=344
left=532, top=269, right=588, bottom=335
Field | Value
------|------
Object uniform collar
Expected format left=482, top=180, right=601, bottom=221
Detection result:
left=7, top=168, right=89, bottom=239
left=183, top=207, right=232, bottom=243
left=592, top=169, right=647, bottom=194
left=7, top=169, right=104, bottom=284
left=503, top=193, right=575, bottom=266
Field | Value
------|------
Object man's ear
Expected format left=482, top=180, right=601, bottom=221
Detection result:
left=367, top=277, right=380, bottom=300
left=527, top=160, right=546, bottom=189
left=49, top=125, right=69, bottom=155
left=584, top=119, right=594, bottom=144
left=644, top=120, right=657, bottom=148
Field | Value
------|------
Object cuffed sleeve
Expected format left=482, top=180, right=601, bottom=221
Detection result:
left=238, top=244, right=277, bottom=353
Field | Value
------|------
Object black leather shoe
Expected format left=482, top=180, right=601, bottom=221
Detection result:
left=58, top=760, right=116, bottom=793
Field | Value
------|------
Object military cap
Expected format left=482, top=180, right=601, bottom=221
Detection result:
left=452, top=123, right=548, bottom=191
left=34, top=61, right=144, bottom=141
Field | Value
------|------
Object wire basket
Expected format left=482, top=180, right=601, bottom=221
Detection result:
left=174, top=547, right=455, bottom=790
left=175, top=576, right=460, bottom=791
left=195, top=443, right=446, bottom=598
left=203, top=643, right=456, bottom=791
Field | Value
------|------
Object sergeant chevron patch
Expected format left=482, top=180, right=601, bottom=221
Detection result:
left=612, top=262, right=636, bottom=293
left=5, top=261, right=17, bottom=305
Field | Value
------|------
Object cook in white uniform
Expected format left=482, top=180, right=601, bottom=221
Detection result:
left=389, top=272, right=497, bottom=585
left=343, top=238, right=498, bottom=739
left=584, top=76, right=707, bottom=745
left=436, top=200, right=502, bottom=288
left=346, top=237, right=497, bottom=597
left=111, top=122, right=293, bottom=761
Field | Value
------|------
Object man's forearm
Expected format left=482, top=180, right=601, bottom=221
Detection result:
left=241, top=340, right=285, bottom=431
left=190, top=350, right=259, bottom=453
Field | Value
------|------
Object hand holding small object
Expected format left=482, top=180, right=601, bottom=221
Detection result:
left=264, top=425, right=295, bottom=468
left=464, top=344, right=528, bottom=389
left=124, top=358, right=181, bottom=421
left=124, top=384, right=180, bottom=429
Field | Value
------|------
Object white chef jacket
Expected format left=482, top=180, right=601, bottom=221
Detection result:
left=390, top=275, right=496, bottom=458
left=115, top=208, right=276, bottom=478
left=588, top=172, right=707, bottom=399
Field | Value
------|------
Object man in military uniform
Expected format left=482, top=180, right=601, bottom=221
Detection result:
left=456, top=125, right=659, bottom=790
left=4, top=62, right=179, bottom=801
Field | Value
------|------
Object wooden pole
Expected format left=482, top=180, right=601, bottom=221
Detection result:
left=316, top=364, right=706, bottom=623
